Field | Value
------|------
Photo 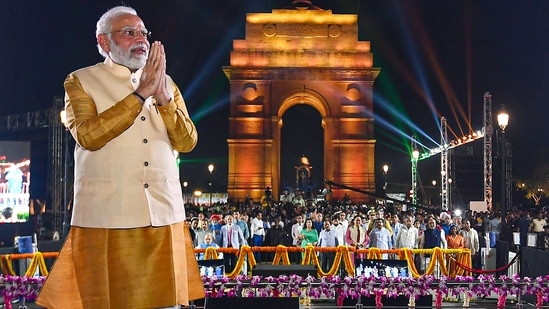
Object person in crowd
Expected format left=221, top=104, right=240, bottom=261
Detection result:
left=233, top=211, right=250, bottom=244
left=530, top=212, right=547, bottom=248
left=197, top=212, right=207, bottom=229
left=250, top=212, right=266, bottom=261
left=196, top=233, right=223, bottom=260
left=312, top=212, right=324, bottom=234
left=293, top=192, right=305, bottom=207
left=194, top=220, right=212, bottom=247
left=446, top=224, right=464, bottom=275
left=345, top=216, right=368, bottom=266
left=36, top=5, right=201, bottom=309
left=395, top=216, right=419, bottom=249
left=367, top=209, right=393, bottom=236
left=291, top=215, right=304, bottom=263
left=460, top=219, right=480, bottom=275
left=365, top=209, right=376, bottom=229
left=317, top=219, right=338, bottom=272
left=419, top=216, right=447, bottom=276
left=415, top=213, right=426, bottom=232
left=390, top=213, right=404, bottom=248
left=518, top=212, right=531, bottom=247
left=439, top=212, right=452, bottom=236
left=369, top=218, right=393, bottom=259
left=339, top=211, right=349, bottom=231
left=489, top=212, right=502, bottom=240
left=331, top=214, right=346, bottom=249
left=209, top=214, right=223, bottom=244
left=280, top=189, right=292, bottom=203
left=453, top=215, right=463, bottom=230
left=298, top=218, right=319, bottom=257
left=219, top=215, right=246, bottom=274
left=186, top=218, right=196, bottom=244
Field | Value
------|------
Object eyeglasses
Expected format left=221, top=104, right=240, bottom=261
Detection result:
left=107, top=29, right=151, bottom=39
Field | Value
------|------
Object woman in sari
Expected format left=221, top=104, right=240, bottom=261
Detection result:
left=298, top=218, right=319, bottom=257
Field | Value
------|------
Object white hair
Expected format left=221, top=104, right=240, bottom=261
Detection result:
left=95, top=6, right=137, bottom=58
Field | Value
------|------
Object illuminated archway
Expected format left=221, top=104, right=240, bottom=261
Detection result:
left=224, top=5, right=380, bottom=201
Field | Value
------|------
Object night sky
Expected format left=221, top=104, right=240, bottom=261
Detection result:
left=1, top=0, right=548, bottom=196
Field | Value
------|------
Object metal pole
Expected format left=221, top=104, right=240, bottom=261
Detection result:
left=62, top=128, right=69, bottom=237
left=501, top=131, right=507, bottom=220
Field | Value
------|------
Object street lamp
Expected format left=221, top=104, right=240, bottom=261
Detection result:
left=208, top=164, right=214, bottom=206
left=182, top=181, right=188, bottom=203
left=411, top=136, right=420, bottom=205
left=497, top=105, right=509, bottom=219
left=382, top=164, right=389, bottom=191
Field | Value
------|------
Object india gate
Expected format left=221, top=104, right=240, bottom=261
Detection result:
left=224, top=0, right=380, bottom=202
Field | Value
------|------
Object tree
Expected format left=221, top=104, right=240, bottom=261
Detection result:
left=515, top=159, right=549, bottom=206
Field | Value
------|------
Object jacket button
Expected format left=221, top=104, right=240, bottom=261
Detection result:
left=143, top=138, right=148, bottom=143
left=141, top=116, right=146, bottom=121
left=144, top=161, right=149, bottom=166
left=144, top=183, right=149, bottom=188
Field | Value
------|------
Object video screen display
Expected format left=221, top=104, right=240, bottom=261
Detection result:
left=0, top=141, right=31, bottom=223
left=354, top=259, right=409, bottom=278
left=197, top=259, right=224, bottom=277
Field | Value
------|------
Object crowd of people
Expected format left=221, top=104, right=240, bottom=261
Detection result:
left=186, top=196, right=549, bottom=275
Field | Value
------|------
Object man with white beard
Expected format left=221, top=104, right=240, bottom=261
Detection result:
left=36, top=6, right=201, bottom=309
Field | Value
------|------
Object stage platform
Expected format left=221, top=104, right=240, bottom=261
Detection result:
left=0, top=295, right=520, bottom=309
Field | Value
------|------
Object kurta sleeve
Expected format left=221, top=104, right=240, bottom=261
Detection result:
left=64, top=74, right=143, bottom=151
left=155, top=82, right=198, bottom=153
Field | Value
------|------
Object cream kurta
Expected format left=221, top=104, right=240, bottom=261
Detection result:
left=65, top=57, right=197, bottom=228
left=36, top=57, right=202, bottom=309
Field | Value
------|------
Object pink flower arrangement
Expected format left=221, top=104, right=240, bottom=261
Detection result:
left=2, top=273, right=549, bottom=307
left=0, top=275, right=45, bottom=309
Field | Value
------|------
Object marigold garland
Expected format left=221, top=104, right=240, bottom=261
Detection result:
left=203, top=247, right=219, bottom=260
left=272, top=245, right=291, bottom=265
left=1, top=252, right=59, bottom=276
left=224, top=246, right=256, bottom=278
left=1, top=255, right=14, bottom=276
left=24, top=252, right=49, bottom=277
left=0, top=247, right=475, bottom=279
left=402, top=248, right=421, bottom=278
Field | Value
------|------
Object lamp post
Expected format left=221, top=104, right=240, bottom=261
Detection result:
left=382, top=164, right=389, bottom=192
left=411, top=146, right=420, bottom=205
left=497, top=106, right=509, bottom=220
left=208, top=164, right=214, bottom=206
left=448, top=178, right=453, bottom=211
left=431, top=180, right=437, bottom=206
left=183, top=181, right=188, bottom=203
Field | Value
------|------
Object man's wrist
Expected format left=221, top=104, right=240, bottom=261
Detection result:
left=133, top=91, right=146, bottom=102
left=156, top=95, right=172, bottom=106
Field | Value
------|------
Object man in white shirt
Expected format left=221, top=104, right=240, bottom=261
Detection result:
left=395, top=216, right=419, bottom=249
left=369, top=218, right=392, bottom=259
left=460, top=219, right=480, bottom=274
left=338, top=211, right=349, bottom=231
left=318, top=220, right=338, bottom=272
left=331, top=215, right=346, bottom=248
left=291, top=215, right=304, bottom=263
left=250, top=212, right=265, bottom=262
